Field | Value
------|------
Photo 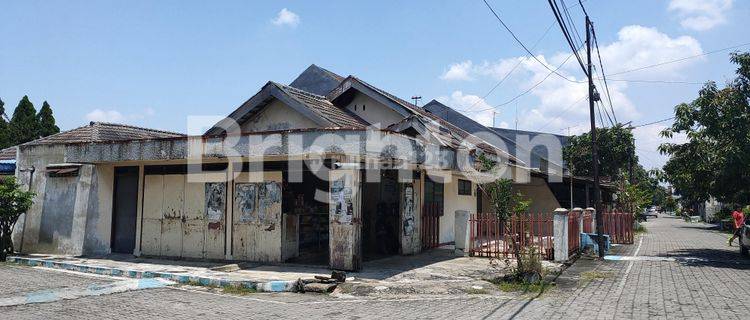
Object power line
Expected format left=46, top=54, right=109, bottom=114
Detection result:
left=458, top=0, right=589, bottom=114
left=547, top=0, right=588, bottom=75
left=631, top=117, right=675, bottom=128
left=458, top=22, right=556, bottom=113
left=536, top=94, right=588, bottom=131
left=607, top=41, right=750, bottom=77
left=602, top=79, right=705, bottom=85
left=482, top=0, right=580, bottom=83
left=591, top=25, right=617, bottom=124
left=466, top=45, right=583, bottom=113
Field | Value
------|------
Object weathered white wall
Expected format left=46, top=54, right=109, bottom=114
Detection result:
left=12, top=145, right=111, bottom=256
left=512, top=177, right=561, bottom=214
left=231, top=171, right=284, bottom=262
left=83, top=165, right=114, bottom=255
left=478, top=177, right=560, bottom=215
left=438, top=173, right=477, bottom=244
left=344, top=92, right=404, bottom=128
left=400, top=174, right=422, bottom=255
left=141, top=172, right=227, bottom=259
left=240, top=100, right=318, bottom=132
left=329, top=168, right=362, bottom=270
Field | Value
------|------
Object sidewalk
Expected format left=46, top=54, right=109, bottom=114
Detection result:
left=8, top=249, right=563, bottom=296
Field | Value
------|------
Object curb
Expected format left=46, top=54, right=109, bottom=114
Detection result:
left=6, top=256, right=299, bottom=293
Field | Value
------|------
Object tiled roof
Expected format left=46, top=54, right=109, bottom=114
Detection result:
left=23, top=122, right=184, bottom=146
left=274, top=83, right=366, bottom=128
left=345, top=77, right=519, bottom=163
left=0, top=146, right=16, bottom=160
left=289, top=64, right=345, bottom=96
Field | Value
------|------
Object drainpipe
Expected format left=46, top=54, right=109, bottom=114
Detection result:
left=18, top=166, right=35, bottom=254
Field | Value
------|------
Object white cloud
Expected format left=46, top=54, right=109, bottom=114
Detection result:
left=271, top=8, right=300, bottom=28
left=436, top=91, right=496, bottom=127
left=668, top=0, right=733, bottom=31
left=439, top=25, right=703, bottom=168
left=86, top=108, right=157, bottom=123
left=440, top=61, right=474, bottom=81
left=86, top=109, right=125, bottom=123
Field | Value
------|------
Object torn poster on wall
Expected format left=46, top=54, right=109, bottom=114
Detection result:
left=205, top=183, right=226, bottom=223
left=235, top=181, right=281, bottom=223
left=403, top=183, right=415, bottom=236
left=235, top=183, right=257, bottom=223
left=330, top=178, right=353, bottom=223
left=258, top=181, right=281, bottom=222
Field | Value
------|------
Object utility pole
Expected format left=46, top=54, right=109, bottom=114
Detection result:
left=586, top=16, right=605, bottom=258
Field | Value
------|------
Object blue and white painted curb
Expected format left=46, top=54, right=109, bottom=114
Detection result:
left=7, top=256, right=299, bottom=293
left=0, top=278, right=171, bottom=307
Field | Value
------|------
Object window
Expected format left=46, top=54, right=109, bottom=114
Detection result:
left=362, top=104, right=366, bottom=111
left=458, top=179, right=472, bottom=196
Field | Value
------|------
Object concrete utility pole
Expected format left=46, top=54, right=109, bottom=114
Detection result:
left=585, top=16, right=605, bottom=258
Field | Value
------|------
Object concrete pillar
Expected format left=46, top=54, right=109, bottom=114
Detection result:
left=585, top=207, right=596, bottom=233
left=329, top=167, right=362, bottom=271
left=573, top=207, right=584, bottom=234
left=553, top=208, right=569, bottom=262
left=454, top=210, right=470, bottom=256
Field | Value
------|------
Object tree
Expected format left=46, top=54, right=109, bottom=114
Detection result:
left=563, top=124, right=636, bottom=181
left=477, top=155, right=537, bottom=280
left=659, top=52, right=750, bottom=205
left=0, top=98, right=10, bottom=149
left=0, top=177, right=34, bottom=260
left=36, top=101, right=60, bottom=137
left=8, top=96, right=39, bottom=145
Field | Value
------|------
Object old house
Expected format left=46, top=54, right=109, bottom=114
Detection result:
left=13, top=65, right=528, bottom=271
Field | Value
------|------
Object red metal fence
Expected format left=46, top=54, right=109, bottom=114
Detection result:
left=602, top=211, right=634, bottom=244
left=568, top=211, right=580, bottom=255
left=421, top=203, right=441, bottom=249
left=468, top=212, right=554, bottom=260
left=582, top=211, right=593, bottom=233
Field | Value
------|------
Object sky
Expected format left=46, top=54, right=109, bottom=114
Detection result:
left=1, top=0, right=748, bottom=170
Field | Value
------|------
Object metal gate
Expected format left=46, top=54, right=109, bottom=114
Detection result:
left=602, top=212, right=634, bottom=244
left=468, top=212, right=554, bottom=260
left=421, top=203, right=441, bottom=249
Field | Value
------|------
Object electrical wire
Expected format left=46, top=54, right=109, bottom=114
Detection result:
left=483, top=0, right=580, bottom=83
left=456, top=22, right=556, bottom=113
left=547, top=0, right=588, bottom=75
left=606, top=41, right=750, bottom=77
left=630, top=117, right=675, bottom=128
left=535, top=94, right=588, bottom=131
left=467, top=45, right=583, bottom=113
left=592, top=25, right=617, bottom=124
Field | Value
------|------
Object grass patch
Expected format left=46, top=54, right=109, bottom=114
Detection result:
left=579, top=271, right=611, bottom=286
left=634, top=224, right=648, bottom=234
left=182, top=280, right=257, bottom=295
left=496, top=281, right=553, bottom=293
left=580, top=271, right=610, bottom=281
left=222, top=285, right=257, bottom=295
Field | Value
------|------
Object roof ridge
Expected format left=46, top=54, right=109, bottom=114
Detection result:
left=89, top=121, right=186, bottom=136
left=274, top=82, right=329, bottom=100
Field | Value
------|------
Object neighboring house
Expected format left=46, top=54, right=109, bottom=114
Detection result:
left=424, top=100, right=615, bottom=212
left=11, top=122, right=184, bottom=257
left=14, top=65, right=523, bottom=271
left=0, top=146, right=17, bottom=176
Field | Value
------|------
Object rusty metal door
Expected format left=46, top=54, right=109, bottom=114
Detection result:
left=421, top=177, right=443, bottom=249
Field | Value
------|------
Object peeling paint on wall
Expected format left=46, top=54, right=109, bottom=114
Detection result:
left=330, top=178, right=353, bottom=223
left=235, top=183, right=257, bottom=223
left=205, top=183, right=225, bottom=223
left=403, top=183, right=415, bottom=236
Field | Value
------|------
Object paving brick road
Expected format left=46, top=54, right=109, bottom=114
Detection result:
left=1, top=214, right=749, bottom=319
